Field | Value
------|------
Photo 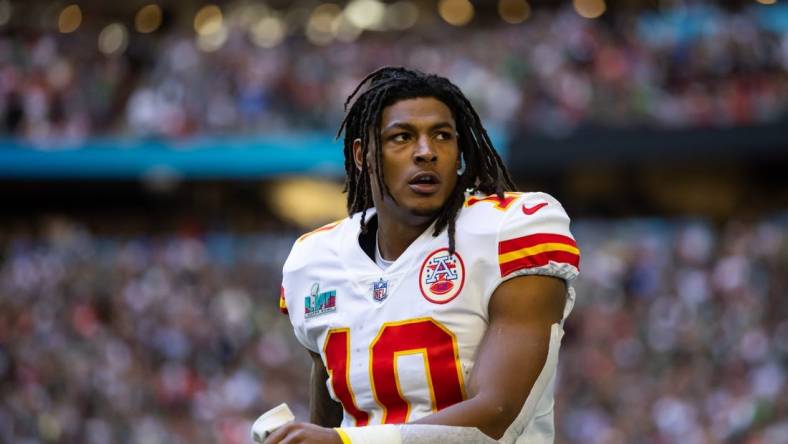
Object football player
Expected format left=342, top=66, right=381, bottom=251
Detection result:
left=268, top=67, right=580, bottom=444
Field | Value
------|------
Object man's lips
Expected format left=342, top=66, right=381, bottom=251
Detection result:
left=408, top=172, right=441, bottom=195
left=409, top=183, right=440, bottom=194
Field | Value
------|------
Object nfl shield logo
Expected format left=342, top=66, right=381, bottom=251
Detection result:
left=372, top=278, right=388, bottom=302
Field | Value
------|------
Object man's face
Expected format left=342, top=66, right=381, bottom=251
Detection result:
left=354, top=97, right=460, bottom=225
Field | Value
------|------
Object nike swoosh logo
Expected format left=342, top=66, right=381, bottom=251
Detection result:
left=522, top=202, right=548, bottom=215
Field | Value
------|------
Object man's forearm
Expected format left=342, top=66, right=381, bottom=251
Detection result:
left=411, top=393, right=513, bottom=439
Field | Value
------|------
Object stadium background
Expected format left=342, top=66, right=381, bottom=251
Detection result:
left=1, top=0, right=787, bottom=443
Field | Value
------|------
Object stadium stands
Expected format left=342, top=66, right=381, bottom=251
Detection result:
left=0, top=3, right=786, bottom=144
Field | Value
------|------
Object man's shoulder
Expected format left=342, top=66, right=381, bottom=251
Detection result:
left=457, top=191, right=578, bottom=279
left=295, top=218, right=348, bottom=244
left=283, top=216, right=354, bottom=272
left=458, top=191, right=564, bottom=235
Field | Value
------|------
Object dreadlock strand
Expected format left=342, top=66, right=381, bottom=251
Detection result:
left=355, top=145, right=371, bottom=212
left=357, top=155, right=371, bottom=233
left=342, top=120, right=360, bottom=211
left=372, top=104, right=388, bottom=206
left=451, top=88, right=516, bottom=194
left=342, top=67, right=391, bottom=111
left=447, top=217, right=457, bottom=256
left=355, top=83, right=394, bottom=208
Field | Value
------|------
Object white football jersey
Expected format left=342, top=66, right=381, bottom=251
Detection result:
left=280, top=192, right=580, bottom=443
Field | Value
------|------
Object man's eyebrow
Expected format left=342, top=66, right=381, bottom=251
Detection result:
left=382, top=121, right=455, bottom=132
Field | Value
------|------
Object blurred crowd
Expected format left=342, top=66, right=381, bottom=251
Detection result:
left=0, top=214, right=786, bottom=444
left=560, top=216, right=788, bottom=444
left=1, top=2, right=787, bottom=145
left=0, top=220, right=308, bottom=444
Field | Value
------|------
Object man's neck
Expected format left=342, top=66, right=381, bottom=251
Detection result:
left=376, top=214, right=433, bottom=261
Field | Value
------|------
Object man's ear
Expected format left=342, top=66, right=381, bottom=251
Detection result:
left=352, top=138, right=363, bottom=172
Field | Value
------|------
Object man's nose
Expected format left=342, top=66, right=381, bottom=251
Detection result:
left=413, top=135, right=437, bottom=163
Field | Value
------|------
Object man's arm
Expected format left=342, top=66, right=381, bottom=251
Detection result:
left=309, top=350, right=344, bottom=427
left=413, top=274, right=566, bottom=439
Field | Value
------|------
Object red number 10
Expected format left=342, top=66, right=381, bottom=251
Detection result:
left=323, top=318, right=466, bottom=425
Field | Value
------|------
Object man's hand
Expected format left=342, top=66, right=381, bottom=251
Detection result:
left=264, top=422, right=342, bottom=444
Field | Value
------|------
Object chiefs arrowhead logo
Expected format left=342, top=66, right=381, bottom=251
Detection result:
left=522, top=202, right=548, bottom=215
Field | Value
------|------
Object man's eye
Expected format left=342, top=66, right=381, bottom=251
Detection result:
left=391, top=133, right=410, bottom=142
left=435, top=131, right=453, bottom=141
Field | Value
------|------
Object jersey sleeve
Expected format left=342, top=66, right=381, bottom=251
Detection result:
left=495, top=192, right=580, bottom=284
left=281, top=242, right=319, bottom=354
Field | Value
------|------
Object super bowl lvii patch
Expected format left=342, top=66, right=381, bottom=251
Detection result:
left=305, top=283, right=336, bottom=318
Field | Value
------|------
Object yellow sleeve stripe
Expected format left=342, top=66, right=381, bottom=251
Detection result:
left=335, top=428, right=352, bottom=444
left=499, top=242, right=581, bottom=264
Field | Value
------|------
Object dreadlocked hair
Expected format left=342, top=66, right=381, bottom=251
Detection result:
left=337, top=66, right=516, bottom=254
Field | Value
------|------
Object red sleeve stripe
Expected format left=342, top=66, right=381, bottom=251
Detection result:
left=499, top=233, right=577, bottom=254
left=499, top=250, right=580, bottom=277
left=279, top=287, right=289, bottom=315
